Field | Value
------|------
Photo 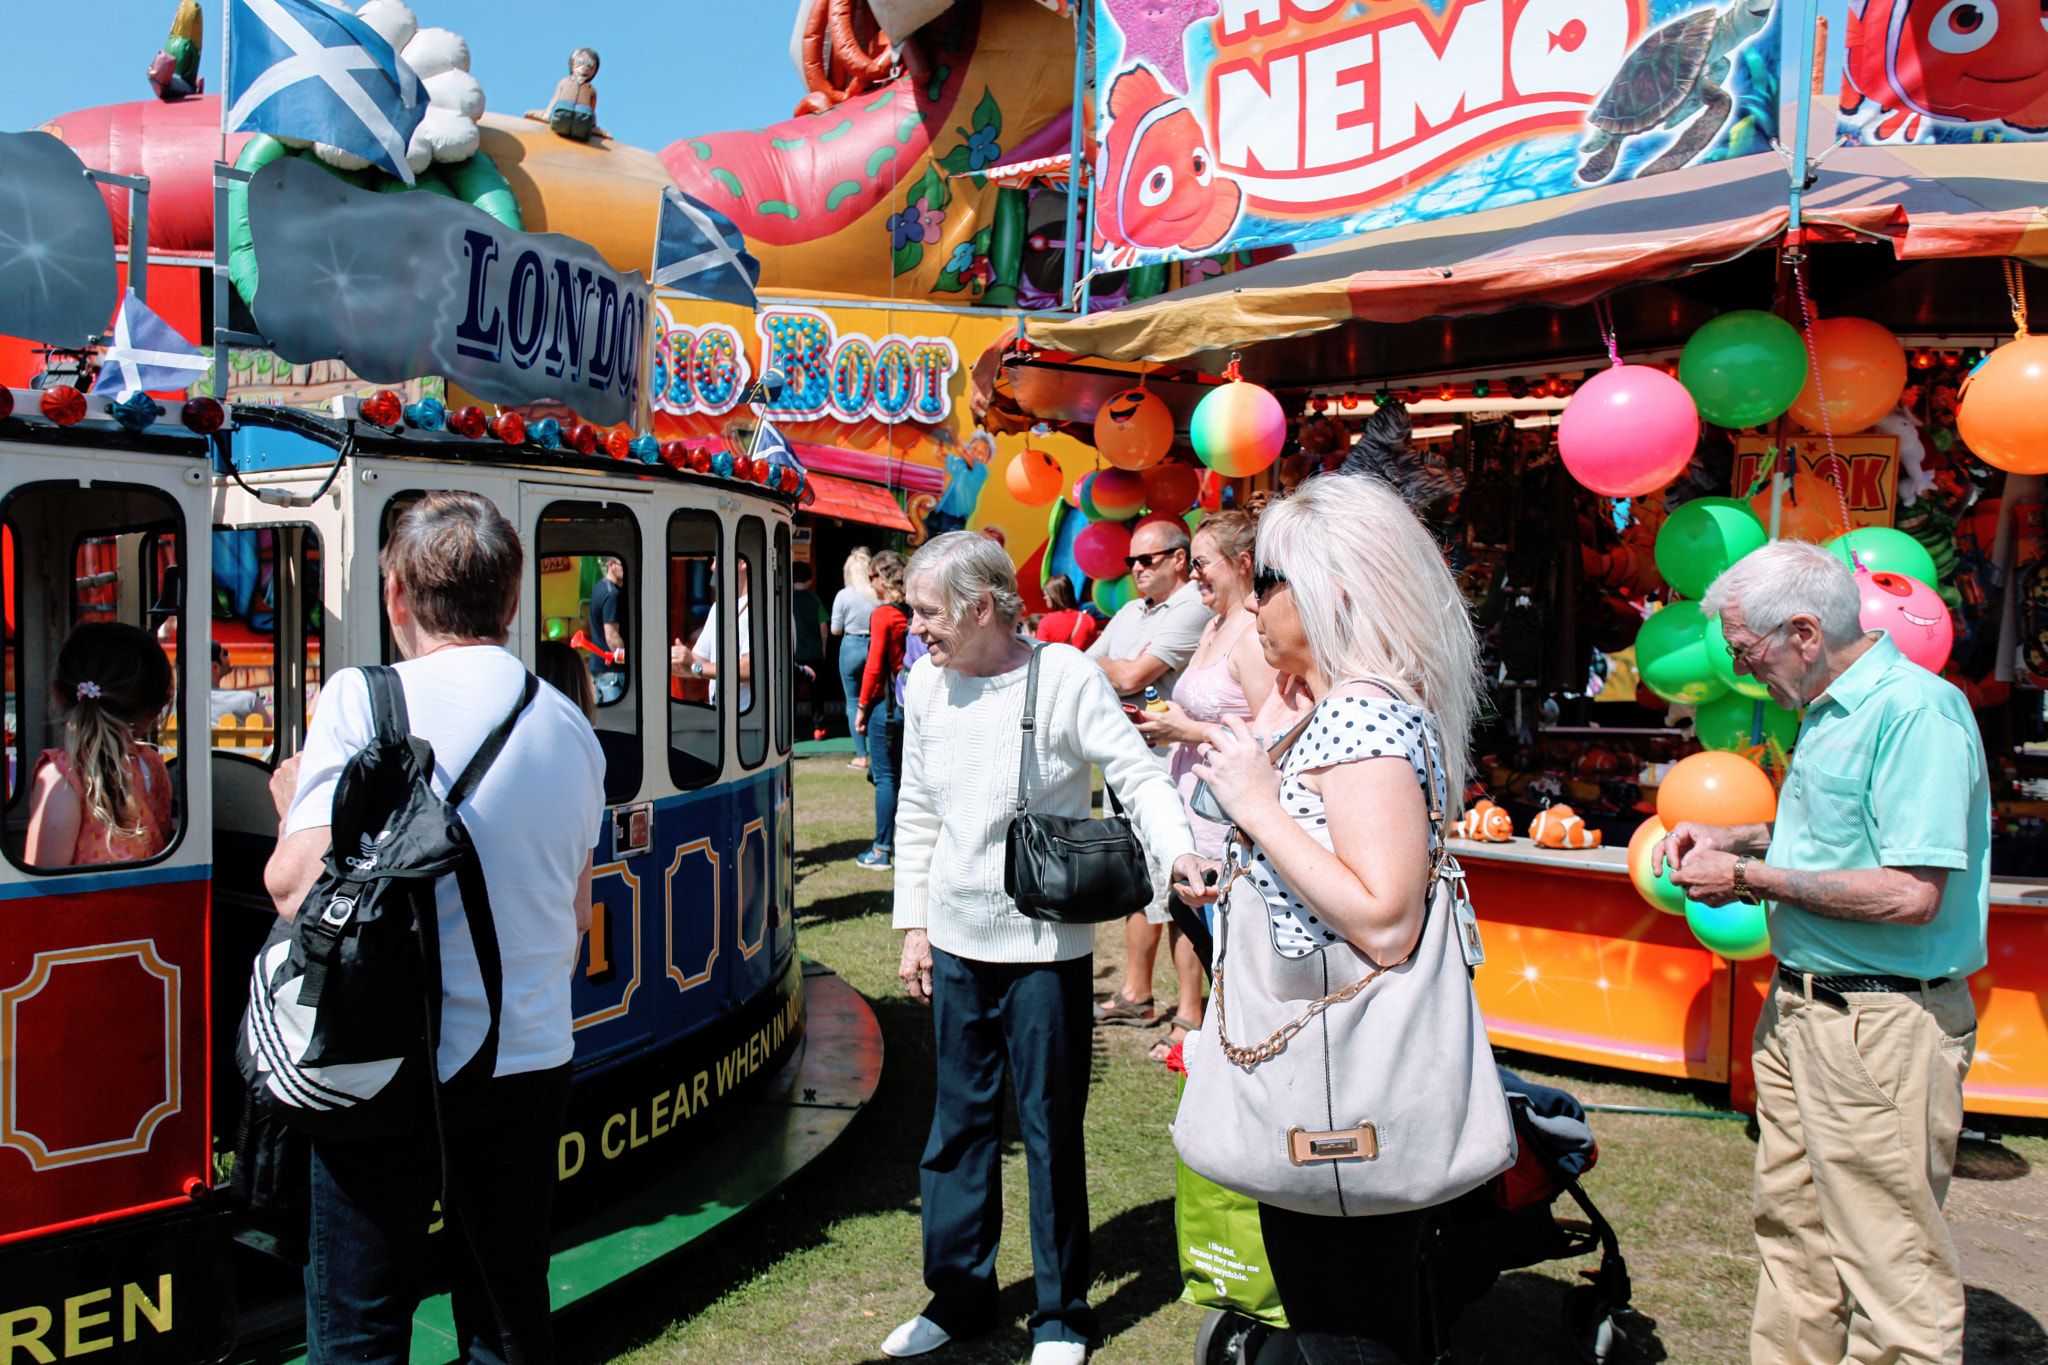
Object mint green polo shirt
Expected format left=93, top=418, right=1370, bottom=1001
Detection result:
left=1766, top=632, right=1990, bottom=979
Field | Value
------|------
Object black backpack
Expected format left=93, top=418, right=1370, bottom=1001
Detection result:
left=238, top=665, right=536, bottom=1139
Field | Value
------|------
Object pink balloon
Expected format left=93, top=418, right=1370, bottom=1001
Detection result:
left=1558, top=365, right=1701, bottom=497
left=1858, top=569, right=1952, bottom=672
left=1073, top=520, right=1134, bottom=583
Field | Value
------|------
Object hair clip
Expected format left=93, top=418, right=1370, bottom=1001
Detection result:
left=76, top=681, right=101, bottom=700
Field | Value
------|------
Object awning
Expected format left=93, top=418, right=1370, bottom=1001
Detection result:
left=1024, top=136, right=2048, bottom=364
left=802, top=472, right=919, bottom=532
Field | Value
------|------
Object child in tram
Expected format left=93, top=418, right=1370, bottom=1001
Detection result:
left=24, top=622, right=176, bottom=867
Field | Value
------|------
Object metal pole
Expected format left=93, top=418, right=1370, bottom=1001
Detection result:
left=83, top=169, right=152, bottom=306
left=1059, top=2, right=1089, bottom=311
left=1784, top=0, right=1820, bottom=234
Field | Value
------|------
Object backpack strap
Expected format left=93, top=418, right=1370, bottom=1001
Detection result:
left=447, top=673, right=540, bottom=809
left=361, top=665, right=434, bottom=777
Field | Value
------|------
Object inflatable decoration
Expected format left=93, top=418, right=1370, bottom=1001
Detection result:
left=1686, top=899, right=1772, bottom=961
left=526, top=46, right=603, bottom=142
left=1957, top=336, right=2048, bottom=474
left=1073, top=521, right=1134, bottom=582
left=1635, top=600, right=1728, bottom=705
left=1678, top=310, right=1808, bottom=428
left=1657, top=750, right=1777, bottom=829
left=1074, top=470, right=1105, bottom=519
left=150, top=1, right=204, bottom=100
left=1529, top=804, right=1602, bottom=849
left=1095, top=388, right=1174, bottom=471
left=1191, top=379, right=1286, bottom=478
left=1090, top=468, right=1147, bottom=520
left=1654, top=497, right=1766, bottom=599
left=1093, top=574, right=1139, bottom=614
left=1142, top=461, right=1202, bottom=515
left=1455, top=799, right=1515, bottom=842
left=1858, top=569, right=1952, bottom=672
left=1557, top=365, right=1699, bottom=496
left=1005, top=447, right=1063, bottom=506
left=1788, top=317, right=1907, bottom=434
left=1694, top=689, right=1799, bottom=753
left=1704, top=611, right=1772, bottom=700
left=1827, top=527, right=1939, bottom=588
left=1626, top=816, right=1689, bottom=914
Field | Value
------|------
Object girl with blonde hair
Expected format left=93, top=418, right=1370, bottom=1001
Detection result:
left=25, top=622, right=176, bottom=866
left=832, top=546, right=882, bottom=770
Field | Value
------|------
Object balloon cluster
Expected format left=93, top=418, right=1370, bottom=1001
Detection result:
left=1624, top=751, right=1779, bottom=959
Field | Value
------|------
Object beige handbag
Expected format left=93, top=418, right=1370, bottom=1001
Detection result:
left=1170, top=709, right=1514, bottom=1218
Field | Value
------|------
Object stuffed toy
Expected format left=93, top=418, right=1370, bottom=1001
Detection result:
left=1455, top=799, right=1515, bottom=842
left=1529, top=804, right=1603, bottom=849
left=149, top=1, right=204, bottom=100
left=527, top=48, right=608, bottom=142
left=280, top=2, right=486, bottom=175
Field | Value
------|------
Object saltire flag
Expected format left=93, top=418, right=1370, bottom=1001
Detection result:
left=752, top=419, right=804, bottom=474
left=93, top=291, right=210, bottom=397
left=225, top=0, right=423, bottom=185
left=652, top=187, right=760, bottom=308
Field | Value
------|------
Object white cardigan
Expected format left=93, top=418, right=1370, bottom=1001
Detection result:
left=892, top=643, right=1198, bottom=963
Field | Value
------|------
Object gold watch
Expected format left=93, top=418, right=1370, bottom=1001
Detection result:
left=1733, top=856, right=1762, bottom=905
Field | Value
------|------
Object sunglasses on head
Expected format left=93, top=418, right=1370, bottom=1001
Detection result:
left=1125, top=549, right=1178, bottom=571
left=1252, top=565, right=1289, bottom=601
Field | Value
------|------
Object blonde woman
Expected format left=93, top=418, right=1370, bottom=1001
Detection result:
left=1178, top=474, right=1482, bottom=1365
left=832, top=546, right=880, bottom=769
left=25, top=623, right=175, bottom=866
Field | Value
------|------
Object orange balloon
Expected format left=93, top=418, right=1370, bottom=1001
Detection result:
left=1788, top=317, right=1907, bottom=435
left=1005, top=448, right=1064, bottom=506
left=1958, top=336, right=2048, bottom=474
left=1656, top=751, right=1778, bottom=829
left=1749, top=483, right=1846, bottom=542
left=1142, top=461, right=1201, bottom=515
left=1094, top=388, right=1174, bottom=471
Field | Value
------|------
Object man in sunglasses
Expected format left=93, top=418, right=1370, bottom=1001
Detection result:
left=1083, top=517, right=1212, bottom=1028
left=1654, top=539, right=1987, bottom=1365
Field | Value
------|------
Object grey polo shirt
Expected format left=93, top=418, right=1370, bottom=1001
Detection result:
left=1085, top=577, right=1213, bottom=704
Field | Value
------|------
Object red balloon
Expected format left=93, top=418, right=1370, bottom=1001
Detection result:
left=1073, top=520, right=1134, bottom=582
left=1142, top=462, right=1201, bottom=515
left=1558, top=365, right=1699, bottom=496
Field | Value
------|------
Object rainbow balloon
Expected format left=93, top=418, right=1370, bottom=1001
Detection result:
left=1090, top=468, right=1147, bottom=520
left=1191, top=381, right=1286, bottom=478
left=1074, top=470, right=1105, bottom=521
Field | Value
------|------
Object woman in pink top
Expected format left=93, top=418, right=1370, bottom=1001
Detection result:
left=25, top=622, right=176, bottom=867
left=1134, top=511, right=1306, bottom=1059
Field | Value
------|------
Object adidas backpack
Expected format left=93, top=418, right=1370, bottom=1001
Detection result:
left=238, top=665, right=536, bottom=1138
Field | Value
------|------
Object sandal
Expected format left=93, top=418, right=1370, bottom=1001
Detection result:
left=1147, top=1015, right=1201, bottom=1062
left=1093, top=989, right=1156, bottom=1026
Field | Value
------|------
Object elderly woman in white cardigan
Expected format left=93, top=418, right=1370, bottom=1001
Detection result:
left=881, top=532, right=1200, bottom=1365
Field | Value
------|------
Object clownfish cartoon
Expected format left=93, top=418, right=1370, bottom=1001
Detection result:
left=1456, top=799, right=1516, bottom=842
left=1093, top=64, right=1243, bottom=264
left=1529, top=804, right=1604, bottom=849
left=1841, top=0, right=2048, bottom=139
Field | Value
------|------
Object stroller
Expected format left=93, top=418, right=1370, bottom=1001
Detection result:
left=1168, top=910, right=1634, bottom=1364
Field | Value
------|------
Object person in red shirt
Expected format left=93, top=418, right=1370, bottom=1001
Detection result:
left=856, top=551, right=911, bottom=870
left=1034, top=574, right=1100, bottom=651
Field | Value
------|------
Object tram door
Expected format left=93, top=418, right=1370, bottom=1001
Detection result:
left=0, top=442, right=217, bottom=1265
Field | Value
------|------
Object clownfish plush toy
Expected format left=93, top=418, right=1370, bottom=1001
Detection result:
left=1529, top=804, right=1603, bottom=849
left=1455, top=799, right=1515, bottom=842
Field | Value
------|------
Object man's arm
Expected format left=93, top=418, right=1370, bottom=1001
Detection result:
left=1097, top=652, right=1170, bottom=696
left=603, top=622, right=624, bottom=655
left=1672, top=850, right=1947, bottom=925
left=265, top=826, right=330, bottom=920
left=576, top=853, right=593, bottom=934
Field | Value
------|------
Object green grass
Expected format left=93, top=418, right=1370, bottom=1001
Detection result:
left=555, top=757, right=2048, bottom=1365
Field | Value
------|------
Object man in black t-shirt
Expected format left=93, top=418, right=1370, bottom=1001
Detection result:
left=587, top=556, right=626, bottom=704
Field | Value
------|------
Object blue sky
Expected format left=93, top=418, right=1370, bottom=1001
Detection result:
left=0, top=2, right=807, bottom=152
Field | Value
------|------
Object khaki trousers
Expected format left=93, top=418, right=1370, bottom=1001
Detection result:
left=1750, top=976, right=1976, bottom=1365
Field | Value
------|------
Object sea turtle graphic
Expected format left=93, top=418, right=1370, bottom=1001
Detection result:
left=1577, top=0, right=1777, bottom=183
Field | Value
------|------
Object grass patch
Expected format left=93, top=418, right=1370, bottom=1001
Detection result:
left=557, top=757, right=2048, bottom=1365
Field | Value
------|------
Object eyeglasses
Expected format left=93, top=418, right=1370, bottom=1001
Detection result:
left=1724, top=620, right=1787, bottom=667
left=1189, top=556, right=1213, bottom=573
left=1252, top=565, right=1289, bottom=601
left=1125, top=550, right=1178, bottom=571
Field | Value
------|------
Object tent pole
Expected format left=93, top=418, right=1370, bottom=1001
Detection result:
left=1784, top=0, right=1821, bottom=236
left=1060, top=3, right=1089, bottom=312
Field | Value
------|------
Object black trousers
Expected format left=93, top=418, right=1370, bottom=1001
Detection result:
left=920, top=948, right=1095, bottom=1346
left=304, top=1063, right=572, bottom=1365
left=1258, top=1202, right=1432, bottom=1365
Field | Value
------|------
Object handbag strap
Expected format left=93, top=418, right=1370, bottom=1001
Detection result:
left=1013, top=644, right=1044, bottom=814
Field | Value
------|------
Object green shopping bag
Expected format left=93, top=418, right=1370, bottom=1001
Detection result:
left=1174, top=1157, right=1288, bottom=1327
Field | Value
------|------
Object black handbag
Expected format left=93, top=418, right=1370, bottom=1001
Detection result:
left=1002, top=646, right=1156, bottom=924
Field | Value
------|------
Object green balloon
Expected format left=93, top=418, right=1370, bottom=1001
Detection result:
left=1093, top=574, right=1137, bottom=613
left=1694, top=689, right=1800, bottom=752
left=1678, top=310, right=1809, bottom=429
left=1636, top=600, right=1730, bottom=705
left=1704, top=611, right=1772, bottom=699
left=545, top=618, right=566, bottom=640
left=1826, top=527, right=1939, bottom=588
left=1655, top=497, right=1768, bottom=599
left=1686, top=898, right=1772, bottom=960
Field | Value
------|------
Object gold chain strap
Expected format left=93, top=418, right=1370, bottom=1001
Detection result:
left=1210, top=697, right=1451, bottom=1069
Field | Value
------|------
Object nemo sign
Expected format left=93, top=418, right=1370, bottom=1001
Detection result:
left=1089, top=0, right=1781, bottom=268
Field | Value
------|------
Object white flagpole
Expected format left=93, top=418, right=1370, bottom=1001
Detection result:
left=213, top=0, right=231, bottom=406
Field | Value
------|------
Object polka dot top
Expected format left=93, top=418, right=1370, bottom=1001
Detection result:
left=1229, top=686, right=1447, bottom=959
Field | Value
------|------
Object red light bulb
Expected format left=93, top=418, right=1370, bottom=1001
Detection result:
left=359, top=389, right=403, bottom=426
left=605, top=428, right=632, bottom=460
left=179, top=396, right=225, bottom=435
left=733, top=455, right=755, bottom=481
left=40, top=385, right=86, bottom=426
left=566, top=422, right=598, bottom=456
left=449, top=405, right=487, bottom=439
left=1438, top=384, right=1454, bottom=402
left=0, top=388, right=14, bottom=422
left=687, top=448, right=713, bottom=474
left=494, top=411, right=526, bottom=445
left=659, top=439, right=685, bottom=467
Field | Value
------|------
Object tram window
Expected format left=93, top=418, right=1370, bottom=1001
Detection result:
left=2, top=482, right=186, bottom=872
left=774, top=521, right=793, bottom=756
left=535, top=502, right=641, bottom=805
left=209, top=525, right=324, bottom=761
left=736, top=518, right=767, bottom=769
left=666, top=511, right=723, bottom=789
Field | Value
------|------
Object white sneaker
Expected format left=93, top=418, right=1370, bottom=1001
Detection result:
left=881, top=1316, right=951, bottom=1358
left=1031, top=1343, right=1087, bottom=1365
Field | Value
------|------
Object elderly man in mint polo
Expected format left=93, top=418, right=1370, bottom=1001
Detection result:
left=1655, top=539, right=1989, bottom=1365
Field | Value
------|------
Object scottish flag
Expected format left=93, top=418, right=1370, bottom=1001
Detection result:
left=225, top=0, right=423, bottom=184
left=653, top=188, right=760, bottom=308
left=93, top=291, right=210, bottom=397
left=753, top=419, right=804, bottom=474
